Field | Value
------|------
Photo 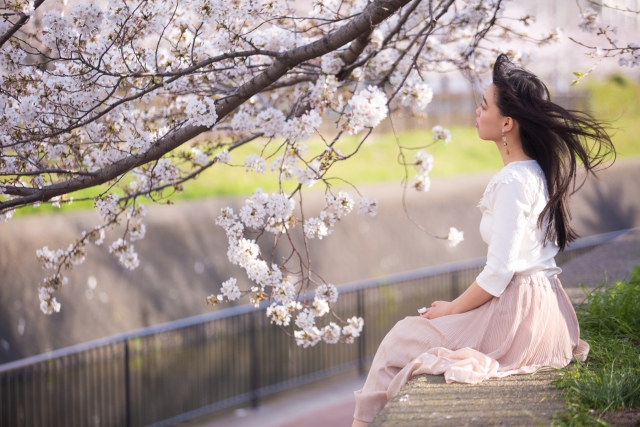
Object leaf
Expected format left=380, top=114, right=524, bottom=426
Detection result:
left=573, top=71, right=585, bottom=77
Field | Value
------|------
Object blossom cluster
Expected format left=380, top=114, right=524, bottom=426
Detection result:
left=210, top=195, right=364, bottom=346
left=109, top=239, right=140, bottom=270
left=578, top=7, right=600, bottom=33
left=344, top=86, right=389, bottom=135
left=618, top=43, right=640, bottom=68
left=447, top=227, right=465, bottom=248
left=33, top=197, right=147, bottom=314
left=302, top=190, right=377, bottom=240
left=413, top=150, right=434, bottom=192
left=396, top=71, right=434, bottom=111
left=432, top=126, right=452, bottom=145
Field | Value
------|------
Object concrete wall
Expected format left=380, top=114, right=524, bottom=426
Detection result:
left=1, top=157, right=639, bottom=364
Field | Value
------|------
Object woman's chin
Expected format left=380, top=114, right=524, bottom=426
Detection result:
left=475, top=129, right=492, bottom=141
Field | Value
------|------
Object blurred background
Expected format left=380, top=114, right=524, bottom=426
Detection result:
left=1, top=1, right=639, bottom=426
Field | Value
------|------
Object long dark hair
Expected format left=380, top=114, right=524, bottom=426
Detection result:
left=491, top=54, right=616, bottom=251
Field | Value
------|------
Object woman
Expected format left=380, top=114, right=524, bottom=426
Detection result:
left=351, top=54, right=616, bottom=426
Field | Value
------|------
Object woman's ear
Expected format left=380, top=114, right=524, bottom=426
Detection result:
left=503, top=117, right=515, bottom=133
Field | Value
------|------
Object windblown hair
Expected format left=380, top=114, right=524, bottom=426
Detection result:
left=491, top=54, right=616, bottom=251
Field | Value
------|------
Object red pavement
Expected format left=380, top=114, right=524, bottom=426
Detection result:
left=275, top=399, right=355, bottom=427
left=187, top=374, right=365, bottom=427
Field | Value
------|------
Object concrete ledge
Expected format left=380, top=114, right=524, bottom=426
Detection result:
left=370, top=371, right=564, bottom=427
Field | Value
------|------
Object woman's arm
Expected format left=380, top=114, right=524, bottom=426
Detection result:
left=420, top=281, right=494, bottom=320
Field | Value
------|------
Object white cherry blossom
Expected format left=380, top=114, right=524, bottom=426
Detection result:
left=315, top=283, right=339, bottom=303
left=321, top=322, right=342, bottom=344
left=321, top=52, right=345, bottom=75
left=267, top=303, right=292, bottom=326
left=578, top=7, right=599, bottom=33
left=244, top=154, right=267, bottom=174
left=215, top=150, right=231, bottom=164
left=221, top=278, right=242, bottom=301
left=294, top=327, right=322, bottom=348
left=295, top=309, right=316, bottom=330
left=414, top=151, right=434, bottom=175
left=341, top=316, right=364, bottom=343
left=447, top=227, right=465, bottom=248
left=304, top=217, right=329, bottom=240
left=345, top=86, right=389, bottom=135
left=191, top=148, right=209, bottom=166
left=282, top=110, right=322, bottom=143
left=312, top=297, right=330, bottom=317
left=432, top=126, right=452, bottom=145
left=414, top=174, right=431, bottom=192
left=109, top=239, right=140, bottom=270
left=186, top=97, right=218, bottom=128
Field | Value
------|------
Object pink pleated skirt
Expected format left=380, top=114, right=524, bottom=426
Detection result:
left=353, top=273, right=590, bottom=423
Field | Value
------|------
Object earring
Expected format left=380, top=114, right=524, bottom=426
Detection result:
left=502, top=128, right=510, bottom=155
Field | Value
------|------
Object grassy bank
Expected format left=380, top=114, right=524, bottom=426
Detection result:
left=13, top=124, right=501, bottom=218
left=552, top=265, right=640, bottom=426
left=11, top=74, right=640, bottom=218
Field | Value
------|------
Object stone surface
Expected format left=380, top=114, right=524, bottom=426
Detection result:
left=370, top=372, right=565, bottom=427
left=559, top=228, right=640, bottom=290
left=561, top=228, right=640, bottom=305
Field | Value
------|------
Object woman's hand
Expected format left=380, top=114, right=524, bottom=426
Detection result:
left=419, top=282, right=494, bottom=320
left=419, top=301, right=452, bottom=320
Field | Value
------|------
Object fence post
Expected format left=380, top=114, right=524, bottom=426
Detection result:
left=249, top=312, right=259, bottom=408
left=357, top=289, right=366, bottom=376
left=124, top=340, right=131, bottom=427
left=452, top=270, right=461, bottom=299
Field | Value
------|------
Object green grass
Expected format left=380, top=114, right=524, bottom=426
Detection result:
left=178, top=125, right=503, bottom=195
left=584, top=74, right=640, bottom=159
left=551, top=265, right=640, bottom=426
left=12, top=125, right=501, bottom=217
left=10, top=74, right=640, bottom=218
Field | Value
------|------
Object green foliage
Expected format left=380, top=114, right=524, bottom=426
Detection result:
left=173, top=125, right=505, bottom=199
left=562, top=364, right=640, bottom=411
left=552, top=266, right=640, bottom=426
left=572, top=71, right=585, bottom=86
left=577, top=266, right=640, bottom=342
left=585, top=74, right=640, bottom=158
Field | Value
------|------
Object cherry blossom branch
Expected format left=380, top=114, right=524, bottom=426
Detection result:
left=0, top=0, right=541, bottom=344
left=1, top=0, right=413, bottom=211
left=586, top=0, right=639, bottom=14
left=0, top=0, right=48, bottom=49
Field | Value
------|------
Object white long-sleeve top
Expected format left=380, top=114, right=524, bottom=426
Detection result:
left=475, top=160, right=562, bottom=297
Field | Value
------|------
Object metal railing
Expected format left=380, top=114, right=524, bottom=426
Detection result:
left=0, top=228, right=634, bottom=427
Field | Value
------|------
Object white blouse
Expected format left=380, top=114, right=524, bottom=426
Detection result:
left=475, top=160, right=562, bottom=297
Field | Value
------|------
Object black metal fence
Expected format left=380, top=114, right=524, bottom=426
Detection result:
left=0, top=228, right=632, bottom=427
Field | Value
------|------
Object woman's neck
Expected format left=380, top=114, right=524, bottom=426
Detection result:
left=494, top=138, right=534, bottom=166
left=503, top=155, right=536, bottom=167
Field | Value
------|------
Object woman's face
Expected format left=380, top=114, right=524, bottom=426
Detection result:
left=475, top=83, right=503, bottom=141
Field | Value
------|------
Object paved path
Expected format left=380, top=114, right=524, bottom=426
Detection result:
left=180, top=373, right=365, bottom=427
left=561, top=228, right=640, bottom=289
left=560, top=227, right=640, bottom=305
